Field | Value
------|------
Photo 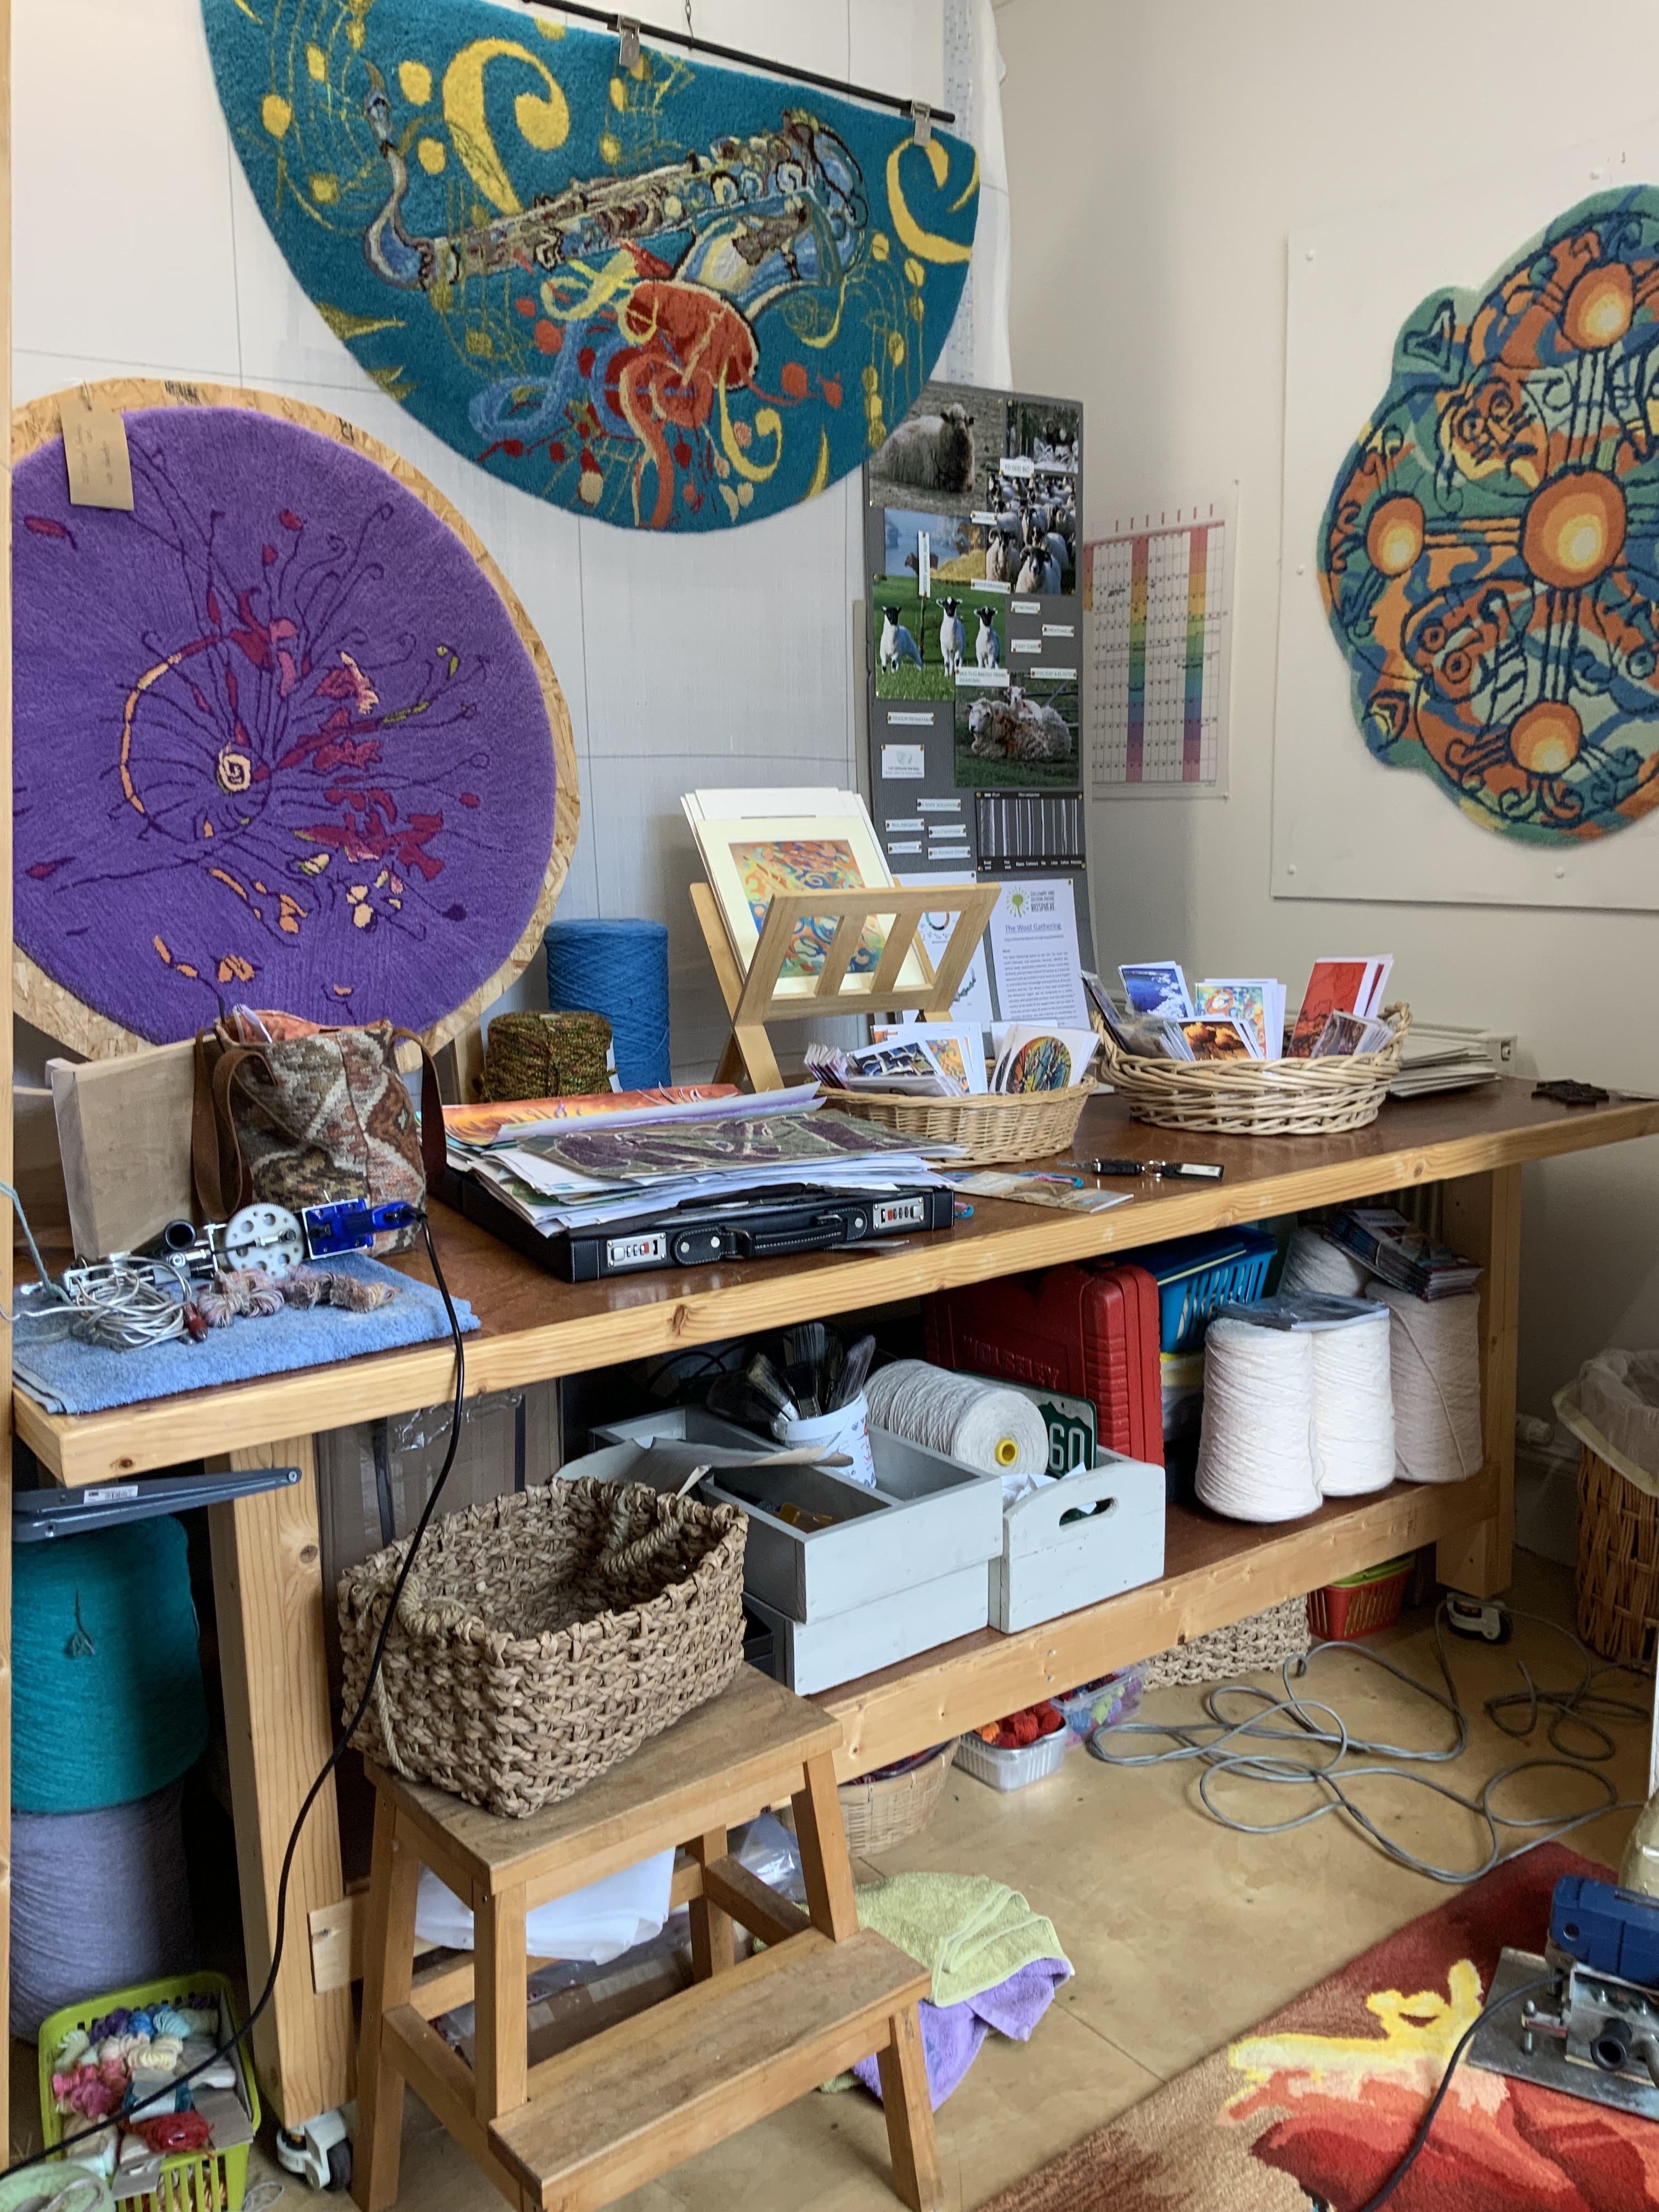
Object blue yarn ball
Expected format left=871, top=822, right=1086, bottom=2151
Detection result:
left=13, top=1516, right=208, bottom=1813
left=545, top=917, right=671, bottom=1090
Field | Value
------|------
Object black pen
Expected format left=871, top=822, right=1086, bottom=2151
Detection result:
left=1062, top=1156, right=1226, bottom=1182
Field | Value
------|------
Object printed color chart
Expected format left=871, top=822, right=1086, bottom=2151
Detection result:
left=1085, top=493, right=1234, bottom=795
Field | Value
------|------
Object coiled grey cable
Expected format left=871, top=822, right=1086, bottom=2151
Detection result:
left=1087, top=1600, right=1648, bottom=1884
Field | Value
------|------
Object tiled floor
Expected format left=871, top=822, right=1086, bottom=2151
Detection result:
left=18, top=1555, right=1653, bottom=2211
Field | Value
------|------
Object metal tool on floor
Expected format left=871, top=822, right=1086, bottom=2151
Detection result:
left=1470, top=1875, right=1659, bottom=2119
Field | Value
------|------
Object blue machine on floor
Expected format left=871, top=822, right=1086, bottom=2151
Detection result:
left=1470, top=1875, right=1659, bottom=2115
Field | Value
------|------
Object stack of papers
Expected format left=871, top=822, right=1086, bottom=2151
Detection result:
left=1388, top=1023, right=1511, bottom=1099
left=1327, top=1205, right=1482, bottom=1300
left=447, top=1087, right=947, bottom=1239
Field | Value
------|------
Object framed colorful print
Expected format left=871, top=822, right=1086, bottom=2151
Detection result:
left=692, top=808, right=928, bottom=998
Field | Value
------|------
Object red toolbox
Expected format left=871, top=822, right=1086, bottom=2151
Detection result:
left=923, top=1262, right=1164, bottom=1469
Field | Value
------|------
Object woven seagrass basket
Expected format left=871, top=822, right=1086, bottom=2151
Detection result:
left=1093, top=1005, right=1411, bottom=1137
left=826, top=1083, right=1093, bottom=1165
left=338, top=1477, right=747, bottom=1817
left=1575, top=1443, right=1659, bottom=1666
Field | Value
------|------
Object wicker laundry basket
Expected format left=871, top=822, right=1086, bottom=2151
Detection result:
left=827, top=1084, right=1093, bottom=1165
left=1094, top=1006, right=1410, bottom=1136
left=1575, top=1443, right=1659, bottom=1666
left=338, top=1477, right=747, bottom=1817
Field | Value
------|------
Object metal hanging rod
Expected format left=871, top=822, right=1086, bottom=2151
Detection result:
left=516, top=1, right=956, bottom=126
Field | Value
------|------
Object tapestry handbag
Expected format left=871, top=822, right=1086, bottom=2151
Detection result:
left=192, top=1013, right=445, bottom=1253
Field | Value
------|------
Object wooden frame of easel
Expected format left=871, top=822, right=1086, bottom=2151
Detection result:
left=690, top=881, right=1000, bottom=1091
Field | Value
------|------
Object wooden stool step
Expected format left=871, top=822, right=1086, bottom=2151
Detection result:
left=353, top=1668, right=941, bottom=2212
left=488, top=1928, right=934, bottom=2211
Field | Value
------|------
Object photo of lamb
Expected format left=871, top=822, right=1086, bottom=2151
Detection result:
left=868, top=381, right=1009, bottom=516
left=954, top=676, right=1080, bottom=789
left=874, top=580, right=1006, bottom=700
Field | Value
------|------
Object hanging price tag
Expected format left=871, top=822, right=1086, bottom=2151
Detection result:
left=60, top=399, right=134, bottom=510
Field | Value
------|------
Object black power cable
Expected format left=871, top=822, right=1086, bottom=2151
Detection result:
left=1309, top=1972, right=1555, bottom=2212
left=7, top=1212, right=467, bottom=2186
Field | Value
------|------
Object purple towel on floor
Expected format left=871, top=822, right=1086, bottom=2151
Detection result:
left=852, top=1957, right=1071, bottom=2109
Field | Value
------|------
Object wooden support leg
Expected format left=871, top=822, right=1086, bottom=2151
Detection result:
left=352, top=1801, right=420, bottom=2212
left=208, top=1436, right=353, bottom=2128
left=876, top=2004, right=943, bottom=2212
left=473, top=1883, right=529, bottom=2125
left=791, top=1751, right=859, bottom=1941
left=687, top=1827, right=735, bottom=1978
left=1436, top=1165, right=1520, bottom=1599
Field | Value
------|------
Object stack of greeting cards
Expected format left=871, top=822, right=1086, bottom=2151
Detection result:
left=1102, top=957, right=1394, bottom=1063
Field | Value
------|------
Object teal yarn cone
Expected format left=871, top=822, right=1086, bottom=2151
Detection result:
left=13, top=1516, right=208, bottom=1813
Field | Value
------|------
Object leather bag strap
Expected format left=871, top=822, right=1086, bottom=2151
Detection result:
left=390, top=1028, right=448, bottom=1192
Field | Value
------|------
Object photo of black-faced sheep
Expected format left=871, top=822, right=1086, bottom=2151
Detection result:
left=980, top=471, right=1079, bottom=597
left=868, top=381, right=1009, bottom=516
left=874, top=575, right=1005, bottom=700
left=954, top=676, right=1080, bottom=789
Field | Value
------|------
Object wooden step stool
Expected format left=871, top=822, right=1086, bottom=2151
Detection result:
left=353, top=1666, right=941, bottom=2212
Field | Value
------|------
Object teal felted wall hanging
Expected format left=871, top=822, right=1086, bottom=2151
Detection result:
left=201, top=0, right=980, bottom=533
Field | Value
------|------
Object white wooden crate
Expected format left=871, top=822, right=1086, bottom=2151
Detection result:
left=991, top=1452, right=1166, bottom=1633
left=589, top=1408, right=1002, bottom=1623
left=743, top=1565, right=990, bottom=1696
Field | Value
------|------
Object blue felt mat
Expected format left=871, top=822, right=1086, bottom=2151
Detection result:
left=13, top=1255, right=478, bottom=1415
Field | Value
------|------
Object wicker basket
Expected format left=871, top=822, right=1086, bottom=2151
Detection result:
left=338, top=1477, right=748, bottom=1818
left=1575, top=1443, right=1659, bottom=1666
left=1141, top=1593, right=1311, bottom=1688
left=838, top=1740, right=960, bottom=1854
left=1094, top=1005, right=1411, bottom=1136
left=827, top=1083, right=1093, bottom=1165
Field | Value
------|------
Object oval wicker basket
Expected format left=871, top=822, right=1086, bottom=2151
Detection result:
left=1094, top=1005, right=1411, bottom=1137
left=825, top=1083, right=1093, bottom=1165
left=338, top=1477, right=748, bottom=1818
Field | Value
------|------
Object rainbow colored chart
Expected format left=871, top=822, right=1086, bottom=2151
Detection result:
left=1086, top=498, right=1233, bottom=792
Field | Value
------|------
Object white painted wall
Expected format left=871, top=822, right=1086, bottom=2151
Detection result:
left=997, top=0, right=1659, bottom=1411
left=11, top=0, right=985, bottom=1079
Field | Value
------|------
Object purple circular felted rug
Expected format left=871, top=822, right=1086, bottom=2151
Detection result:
left=14, top=404, right=562, bottom=1042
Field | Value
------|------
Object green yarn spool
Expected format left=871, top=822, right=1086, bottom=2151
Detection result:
left=12, top=1516, right=208, bottom=1813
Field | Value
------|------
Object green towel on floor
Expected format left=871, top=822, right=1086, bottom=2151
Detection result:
left=855, top=1872, right=1070, bottom=2008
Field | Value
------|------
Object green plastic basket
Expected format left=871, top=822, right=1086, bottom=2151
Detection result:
left=38, top=1970, right=259, bottom=2212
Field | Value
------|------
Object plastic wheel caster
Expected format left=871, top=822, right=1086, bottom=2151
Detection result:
left=325, top=2138, right=352, bottom=2192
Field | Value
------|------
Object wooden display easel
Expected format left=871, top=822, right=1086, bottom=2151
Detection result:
left=690, top=881, right=1000, bottom=1091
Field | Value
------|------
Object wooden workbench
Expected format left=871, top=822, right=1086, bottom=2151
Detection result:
left=15, top=1080, right=1659, bottom=2128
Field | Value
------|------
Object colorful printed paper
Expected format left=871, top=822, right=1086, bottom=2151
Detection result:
left=202, top=0, right=979, bottom=532
left=1322, top=187, right=1659, bottom=841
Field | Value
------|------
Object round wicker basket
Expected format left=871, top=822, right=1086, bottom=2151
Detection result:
left=1094, top=1005, right=1411, bottom=1137
left=825, top=1084, right=1093, bottom=1165
left=782, top=1739, right=959, bottom=1858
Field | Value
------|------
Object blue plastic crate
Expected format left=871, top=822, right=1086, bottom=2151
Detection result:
left=1116, top=1227, right=1277, bottom=1352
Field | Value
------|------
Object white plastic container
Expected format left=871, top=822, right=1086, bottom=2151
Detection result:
left=954, top=1728, right=1070, bottom=1792
left=776, top=1393, right=876, bottom=1488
